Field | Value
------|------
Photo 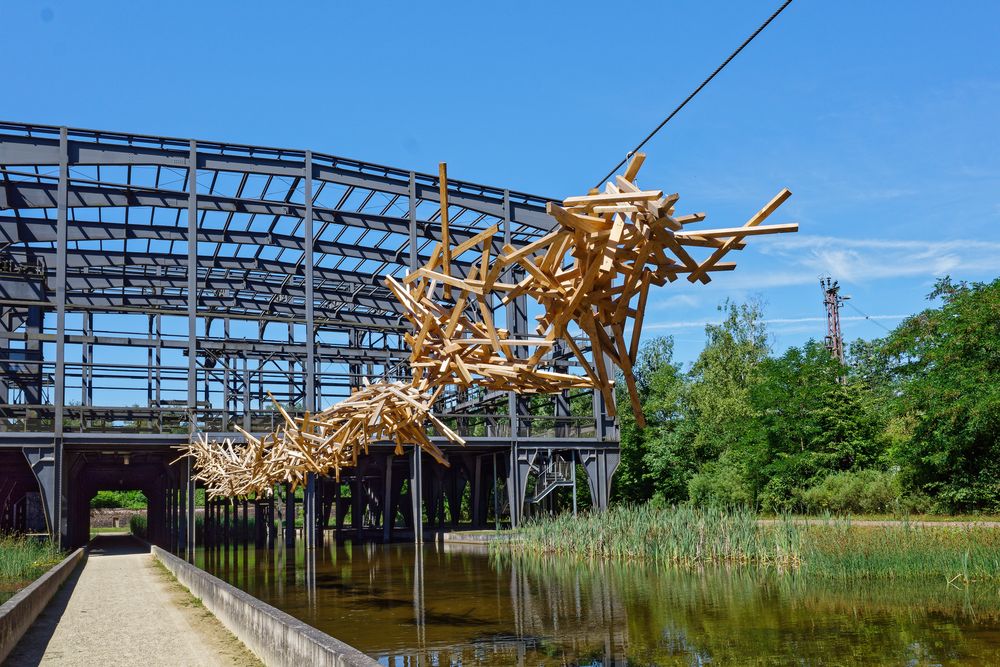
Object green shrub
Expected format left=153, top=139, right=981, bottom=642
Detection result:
left=91, top=490, right=147, bottom=509
left=129, top=515, right=147, bottom=538
left=0, top=535, right=63, bottom=581
left=798, top=469, right=900, bottom=515
left=688, top=462, right=754, bottom=507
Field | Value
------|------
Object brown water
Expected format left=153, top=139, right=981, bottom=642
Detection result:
left=194, top=541, right=1000, bottom=666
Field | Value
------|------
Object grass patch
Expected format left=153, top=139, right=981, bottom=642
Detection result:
left=495, top=505, right=1000, bottom=582
left=0, top=534, right=64, bottom=583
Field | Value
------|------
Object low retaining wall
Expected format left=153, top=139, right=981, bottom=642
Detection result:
left=0, top=547, right=86, bottom=663
left=151, top=546, right=377, bottom=667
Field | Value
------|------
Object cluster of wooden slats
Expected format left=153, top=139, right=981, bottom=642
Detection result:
left=267, top=382, right=464, bottom=488
left=177, top=428, right=276, bottom=499
left=389, top=153, right=795, bottom=426
left=178, top=382, right=465, bottom=499
left=181, top=152, right=797, bottom=496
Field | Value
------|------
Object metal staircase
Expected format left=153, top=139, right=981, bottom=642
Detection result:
left=528, top=456, right=574, bottom=504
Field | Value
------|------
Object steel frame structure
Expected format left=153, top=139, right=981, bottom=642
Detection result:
left=0, top=121, right=620, bottom=548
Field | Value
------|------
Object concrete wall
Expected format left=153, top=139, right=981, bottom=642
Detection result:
left=90, top=508, right=146, bottom=528
left=151, top=546, right=378, bottom=667
left=0, top=547, right=86, bottom=663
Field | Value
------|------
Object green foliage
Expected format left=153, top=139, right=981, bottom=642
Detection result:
left=882, top=278, right=1000, bottom=512
left=0, top=535, right=63, bottom=581
left=91, top=490, right=148, bottom=509
left=498, top=505, right=1000, bottom=581
left=798, top=469, right=901, bottom=515
left=496, top=504, right=802, bottom=567
left=801, top=520, right=1000, bottom=581
left=614, top=337, right=688, bottom=503
left=613, top=276, right=999, bottom=514
left=129, top=514, right=147, bottom=538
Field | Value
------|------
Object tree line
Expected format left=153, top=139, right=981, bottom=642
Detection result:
left=613, top=276, right=1000, bottom=514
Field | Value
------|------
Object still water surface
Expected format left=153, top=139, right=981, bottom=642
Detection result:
left=194, top=541, right=1000, bottom=665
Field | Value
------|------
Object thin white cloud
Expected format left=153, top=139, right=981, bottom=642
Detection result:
left=716, top=235, right=999, bottom=289
left=642, top=314, right=907, bottom=332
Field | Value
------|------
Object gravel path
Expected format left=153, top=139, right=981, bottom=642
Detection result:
left=5, top=535, right=260, bottom=667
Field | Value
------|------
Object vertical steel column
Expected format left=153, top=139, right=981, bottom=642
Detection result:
left=178, top=462, right=188, bottom=553
left=186, top=458, right=196, bottom=559
left=155, top=314, right=162, bottom=433
left=185, top=140, right=198, bottom=558
left=53, top=127, right=68, bottom=545
left=242, top=357, right=251, bottom=432
left=303, top=151, right=317, bottom=551
left=571, top=452, right=578, bottom=517
left=81, top=312, right=91, bottom=412
left=502, top=190, right=516, bottom=442
left=146, top=315, right=154, bottom=410
left=502, top=190, right=522, bottom=527
left=187, top=141, right=198, bottom=424
left=382, top=454, right=393, bottom=542
left=222, top=318, right=230, bottom=431
left=408, top=172, right=423, bottom=544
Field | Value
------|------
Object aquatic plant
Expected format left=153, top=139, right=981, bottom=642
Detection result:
left=496, top=504, right=802, bottom=567
left=800, top=519, right=1000, bottom=582
left=496, top=506, right=1000, bottom=582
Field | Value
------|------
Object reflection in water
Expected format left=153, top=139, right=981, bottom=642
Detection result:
left=193, top=541, right=1000, bottom=666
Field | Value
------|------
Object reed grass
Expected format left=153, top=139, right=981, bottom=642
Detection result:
left=0, top=534, right=63, bottom=583
left=494, top=505, right=1000, bottom=582
left=496, top=504, right=801, bottom=567
left=800, top=518, right=1000, bottom=582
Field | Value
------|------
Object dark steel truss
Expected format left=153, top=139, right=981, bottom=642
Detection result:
left=0, top=121, right=617, bottom=440
left=0, top=121, right=624, bottom=545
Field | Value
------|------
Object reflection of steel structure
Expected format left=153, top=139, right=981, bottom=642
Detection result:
left=0, top=121, right=620, bottom=548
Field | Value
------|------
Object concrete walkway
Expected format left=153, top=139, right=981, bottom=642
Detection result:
left=5, top=535, right=260, bottom=667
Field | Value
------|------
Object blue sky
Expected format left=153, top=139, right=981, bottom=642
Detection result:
left=4, top=0, right=999, bottom=366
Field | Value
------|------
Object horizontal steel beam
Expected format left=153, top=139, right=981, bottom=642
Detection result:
left=8, top=248, right=400, bottom=286
left=1, top=182, right=489, bottom=249
left=0, top=133, right=554, bottom=231
left=62, top=273, right=399, bottom=313
left=0, top=329, right=407, bottom=363
left=61, top=291, right=401, bottom=326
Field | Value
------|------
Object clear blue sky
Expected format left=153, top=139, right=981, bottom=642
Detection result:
left=4, top=0, right=999, bottom=365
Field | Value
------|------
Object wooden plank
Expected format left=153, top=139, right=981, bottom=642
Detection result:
left=687, top=188, right=792, bottom=283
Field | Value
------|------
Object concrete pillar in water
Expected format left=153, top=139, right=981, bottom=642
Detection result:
left=382, top=454, right=393, bottom=543
left=410, top=447, right=423, bottom=544
left=284, top=483, right=295, bottom=548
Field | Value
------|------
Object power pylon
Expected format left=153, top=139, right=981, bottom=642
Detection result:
left=820, top=277, right=848, bottom=364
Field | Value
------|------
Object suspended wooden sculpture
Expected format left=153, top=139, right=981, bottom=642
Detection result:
left=266, top=382, right=464, bottom=490
left=181, top=152, right=797, bottom=495
left=392, top=153, right=796, bottom=426
left=178, top=428, right=276, bottom=499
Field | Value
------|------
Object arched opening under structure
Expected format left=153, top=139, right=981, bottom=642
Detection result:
left=0, top=449, right=48, bottom=534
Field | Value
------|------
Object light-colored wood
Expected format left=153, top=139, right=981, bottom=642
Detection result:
left=181, top=152, right=795, bottom=497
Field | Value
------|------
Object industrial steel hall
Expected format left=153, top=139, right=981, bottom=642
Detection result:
left=0, top=120, right=620, bottom=550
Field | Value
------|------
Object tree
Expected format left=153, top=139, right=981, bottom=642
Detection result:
left=750, top=341, right=885, bottom=511
left=683, top=299, right=771, bottom=506
left=613, top=336, right=685, bottom=502
left=884, top=277, right=1000, bottom=512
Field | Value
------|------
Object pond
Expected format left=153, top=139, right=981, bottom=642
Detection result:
left=193, top=540, right=1000, bottom=666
